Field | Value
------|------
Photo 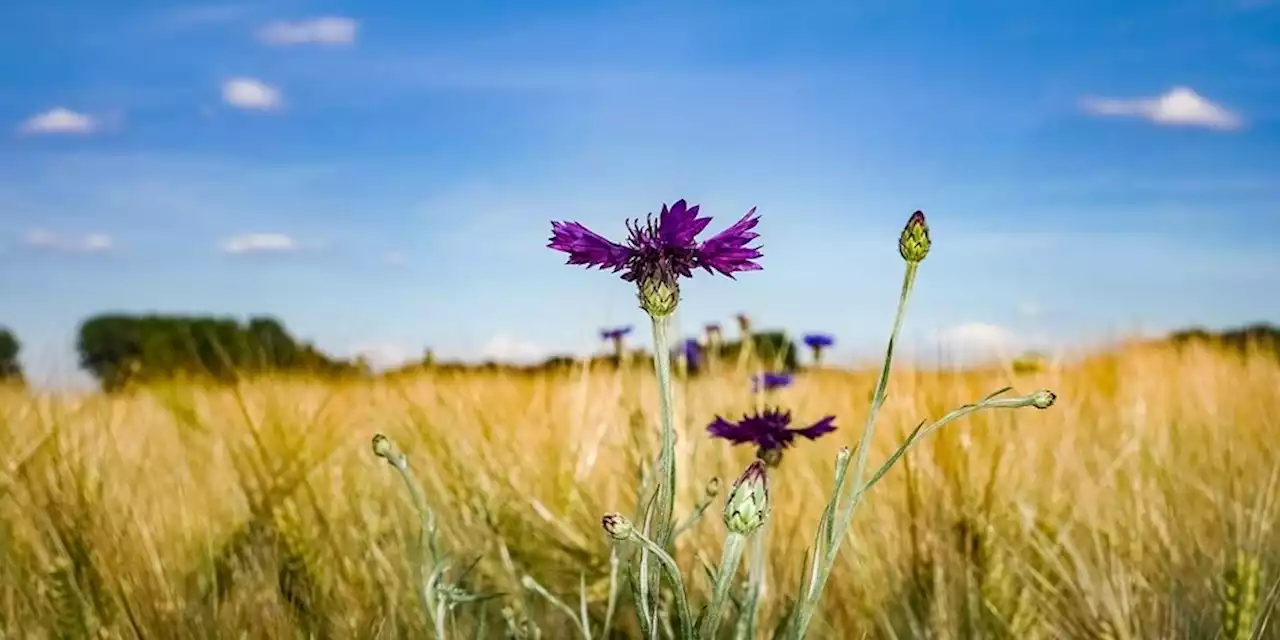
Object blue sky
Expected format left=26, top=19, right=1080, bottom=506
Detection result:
left=1, top=0, right=1278, bottom=385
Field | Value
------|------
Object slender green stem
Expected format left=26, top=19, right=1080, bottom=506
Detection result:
left=650, top=314, right=679, bottom=549
left=639, top=312, right=679, bottom=635
left=629, top=530, right=696, bottom=639
left=790, top=261, right=918, bottom=638
left=522, top=575, right=591, bottom=640
left=601, top=548, right=620, bottom=639
left=736, top=522, right=768, bottom=640
left=673, top=491, right=718, bottom=539
left=700, top=532, right=748, bottom=640
left=383, top=452, right=448, bottom=639
left=859, top=390, right=1040, bottom=494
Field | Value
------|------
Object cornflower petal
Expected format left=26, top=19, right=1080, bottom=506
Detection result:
left=659, top=199, right=713, bottom=247
left=696, top=207, right=763, bottom=277
left=793, top=415, right=837, bottom=440
left=548, top=221, right=633, bottom=271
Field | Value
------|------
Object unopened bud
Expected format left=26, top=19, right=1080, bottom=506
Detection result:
left=601, top=512, right=634, bottom=540
left=723, top=460, right=770, bottom=535
left=371, top=434, right=394, bottom=459
left=898, top=210, right=931, bottom=263
left=1031, top=389, right=1056, bottom=410
left=704, top=477, right=722, bottom=499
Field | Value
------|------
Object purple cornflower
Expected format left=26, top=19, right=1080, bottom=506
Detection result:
left=600, top=326, right=634, bottom=341
left=803, top=333, right=834, bottom=350
left=548, top=200, right=763, bottom=317
left=707, top=407, right=837, bottom=466
left=681, top=338, right=702, bottom=371
left=751, top=371, right=793, bottom=393
left=803, top=333, right=835, bottom=365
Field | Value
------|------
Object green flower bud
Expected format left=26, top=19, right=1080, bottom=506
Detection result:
left=723, top=460, right=770, bottom=535
left=1031, top=389, right=1056, bottom=410
left=704, top=477, right=722, bottom=499
left=601, top=512, right=634, bottom=540
left=898, top=210, right=931, bottom=263
left=371, top=433, right=394, bottom=459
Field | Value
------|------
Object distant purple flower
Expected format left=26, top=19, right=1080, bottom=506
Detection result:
left=803, top=333, right=834, bottom=350
left=751, top=372, right=793, bottom=393
left=548, top=200, right=763, bottom=315
left=682, top=338, right=702, bottom=370
left=707, top=407, right=836, bottom=460
left=600, top=326, right=634, bottom=341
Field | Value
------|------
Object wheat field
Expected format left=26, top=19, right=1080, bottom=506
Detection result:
left=1, top=340, right=1278, bottom=639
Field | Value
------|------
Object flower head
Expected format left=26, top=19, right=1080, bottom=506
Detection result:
left=549, top=200, right=763, bottom=317
left=723, top=460, right=770, bottom=535
left=705, top=323, right=723, bottom=340
left=803, top=333, right=835, bottom=350
left=707, top=407, right=836, bottom=466
left=600, top=325, right=633, bottom=341
left=751, top=372, right=793, bottom=393
left=681, top=338, right=702, bottom=369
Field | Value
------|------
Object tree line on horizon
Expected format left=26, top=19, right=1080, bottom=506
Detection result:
left=2, top=317, right=1279, bottom=392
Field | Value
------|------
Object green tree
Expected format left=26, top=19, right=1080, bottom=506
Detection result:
left=0, top=327, right=23, bottom=384
left=76, top=313, right=358, bottom=391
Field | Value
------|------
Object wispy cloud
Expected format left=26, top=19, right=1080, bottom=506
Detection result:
left=23, top=229, right=114, bottom=253
left=348, top=342, right=417, bottom=370
left=219, top=233, right=297, bottom=254
left=928, top=322, right=1019, bottom=363
left=479, top=333, right=546, bottom=363
left=221, top=78, right=282, bottom=110
left=16, top=108, right=97, bottom=135
left=258, top=16, right=358, bottom=45
left=1081, top=86, right=1243, bottom=130
left=384, top=251, right=406, bottom=267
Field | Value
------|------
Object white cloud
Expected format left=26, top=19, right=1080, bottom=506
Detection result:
left=16, top=108, right=97, bottom=135
left=931, top=322, right=1018, bottom=363
left=1081, top=86, right=1242, bottom=130
left=222, top=77, right=282, bottom=110
left=479, top=333, right=546, bottom=363
left=348, top=342, right=417, bottom=371
left=219, top=233, right=297, bottom=254
left=258, top=16, right=358, bottom=45
left=23, top=229, right=114, bottom=253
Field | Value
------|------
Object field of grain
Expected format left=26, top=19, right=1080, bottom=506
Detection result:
left=1, top=341, right=1278, bottom=639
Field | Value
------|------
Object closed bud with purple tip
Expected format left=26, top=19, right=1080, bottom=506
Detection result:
left=601, top=512, right=634, bottom=541
left=371, top=433, right=394, bottom=459
left=1031, top=389, right=1056, bottom=409
left=724, top=460, right=770, bottom=535
left=899, top=210, right=931, bottom=263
